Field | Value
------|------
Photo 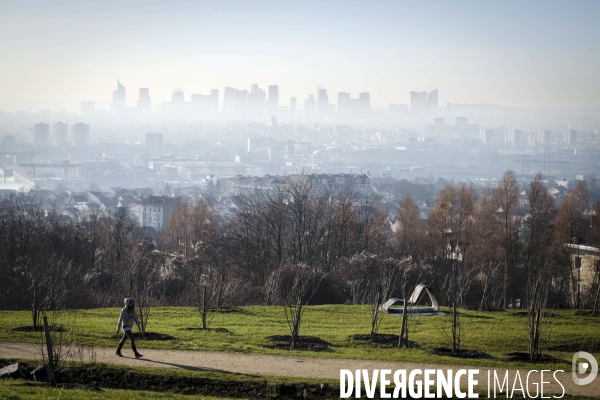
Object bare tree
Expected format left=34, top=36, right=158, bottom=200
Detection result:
left=523, top=173, right=556, bottom=361
left=472, top=190, right=503, bottom=309
left=494, top=170, right=520, bottom=309
left=553, top=180, right=589, bottom=308
left=269, top=264, right=322, bottom=349
left=394, top=195, right=429, bottom=263
left=429, top=183, right=477, bottom=355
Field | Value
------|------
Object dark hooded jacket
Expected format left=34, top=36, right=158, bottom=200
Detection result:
left=117, top=298, right=141, bottom=331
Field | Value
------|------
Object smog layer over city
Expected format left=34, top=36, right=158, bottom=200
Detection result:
left=1, top=1, right=600, bottom=399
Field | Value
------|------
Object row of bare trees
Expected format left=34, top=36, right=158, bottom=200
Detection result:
left=1, top=171, right=599, bottom=357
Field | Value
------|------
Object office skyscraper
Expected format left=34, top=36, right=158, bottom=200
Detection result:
left=72, top=122, right=90, bottom=147
left=268, top=84, right=279, bottom=108
left=191, top=89, right=219, bottom=115
left=410, top=91, right=428, bottom=112
left=111, top=80, right=126, bottom=113
left=172, top=89, right=184, bottom=103
left=290, top=97, right=297, bottom=115
left=234, top=89, right=248, bottom=114
left=210, top=89, right=219, bottom=114
left=359, top=92, right=371, bottom=111
left=304, top=94, right=316, bottom=115
left=317, top=86, right=329, bottom=115
left=427, top=89, right=438, bottom=110
left=138, top=88, right=151, bottom=113
left=248, top=84, right=265, bottom=114
left=33, top=123, right=50, bottom=147
left=337, top=92, right=351, bottom=117
left=223, top=87, right=235, bottom=114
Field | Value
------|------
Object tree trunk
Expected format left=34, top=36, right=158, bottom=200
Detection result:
left=479, top=273, right=489, bottom=311
left=503, top=261, right=508, bottom=309
left=398, top=299, right=408, bottom=349
left=43, top=316, right=56, bottom=387
left=370, top=292, right=381, bottom=338
left=593, top=267, right=600, bottom=316
left=135, top=286, right=145, bottom=337
left=32, top=279, right=38, bottom=329
left=217, top=273, right=225, bottom=310
left=291, top=303, right=302, bottom=349
left=201, top=286, right=208, bottom=330
left=530, top=308, right=542, bottom=362
left=452, top=299, right=458, bottom=355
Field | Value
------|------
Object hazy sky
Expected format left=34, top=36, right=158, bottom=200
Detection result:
left=1, top=0, right=600, bottom=111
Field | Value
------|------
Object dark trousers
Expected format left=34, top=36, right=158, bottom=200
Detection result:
left=117, top=329, right=138, bottom=354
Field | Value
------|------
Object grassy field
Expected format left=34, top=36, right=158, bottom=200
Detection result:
left=0, top=380, right=243, bottom=400
left=1, top=305, right=599, bottom=370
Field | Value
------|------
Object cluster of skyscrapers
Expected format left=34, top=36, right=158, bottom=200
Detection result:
left=94, top=81, right=438, bottom=119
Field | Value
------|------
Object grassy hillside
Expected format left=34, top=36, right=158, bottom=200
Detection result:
left=1, top=305, right=598, bottom=369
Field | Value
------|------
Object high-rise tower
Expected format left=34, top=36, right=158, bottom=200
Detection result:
left=137, top=88, right=151, bottom=113
left=111, top=80, right=126, bottom=113
left=427, top=89, right=438, bottom=111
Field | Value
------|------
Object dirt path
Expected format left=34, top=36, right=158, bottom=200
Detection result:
left=1, top=342, right=598, bottom=398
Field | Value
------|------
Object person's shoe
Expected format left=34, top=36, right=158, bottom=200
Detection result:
left=135, top=353, right=143, bottom=359
left=116, top=350, right=123, bottom=357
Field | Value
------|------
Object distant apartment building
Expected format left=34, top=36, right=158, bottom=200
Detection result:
left=54, top=122, right=69, bottom=146
left=456, top=116, right=468, bottom=126
left=538, top=130, right=552, bottom=144
left=33, top=123, right=50, bottom=147
left=72, top=122, right=90, bottom=147
left=506, top=129, right=523, bottom=148
left=134, top=196, right=181, bottom=232
left=480, top=129, right=495, bottom=146
left=564, top=129, right=578, bottom=146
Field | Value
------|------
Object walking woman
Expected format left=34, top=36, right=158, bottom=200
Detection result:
left=115, top=298, right=143, bottom=358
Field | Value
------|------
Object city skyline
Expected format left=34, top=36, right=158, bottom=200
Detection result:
left=2, top=0, right=600, bottom=112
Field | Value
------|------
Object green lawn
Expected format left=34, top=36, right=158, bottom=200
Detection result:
left=1, top=305, right=598, bottom=370
left=0, top=379, right=244, bottom=400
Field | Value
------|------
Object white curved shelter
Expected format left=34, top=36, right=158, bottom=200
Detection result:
left=381, top=284, right=441, bottom=316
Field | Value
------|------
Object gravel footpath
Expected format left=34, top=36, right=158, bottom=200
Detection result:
left=1, top=342, right=598, bottom=397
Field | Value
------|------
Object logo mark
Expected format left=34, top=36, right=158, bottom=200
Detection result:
left=572, top=351, right=598, bottom=386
